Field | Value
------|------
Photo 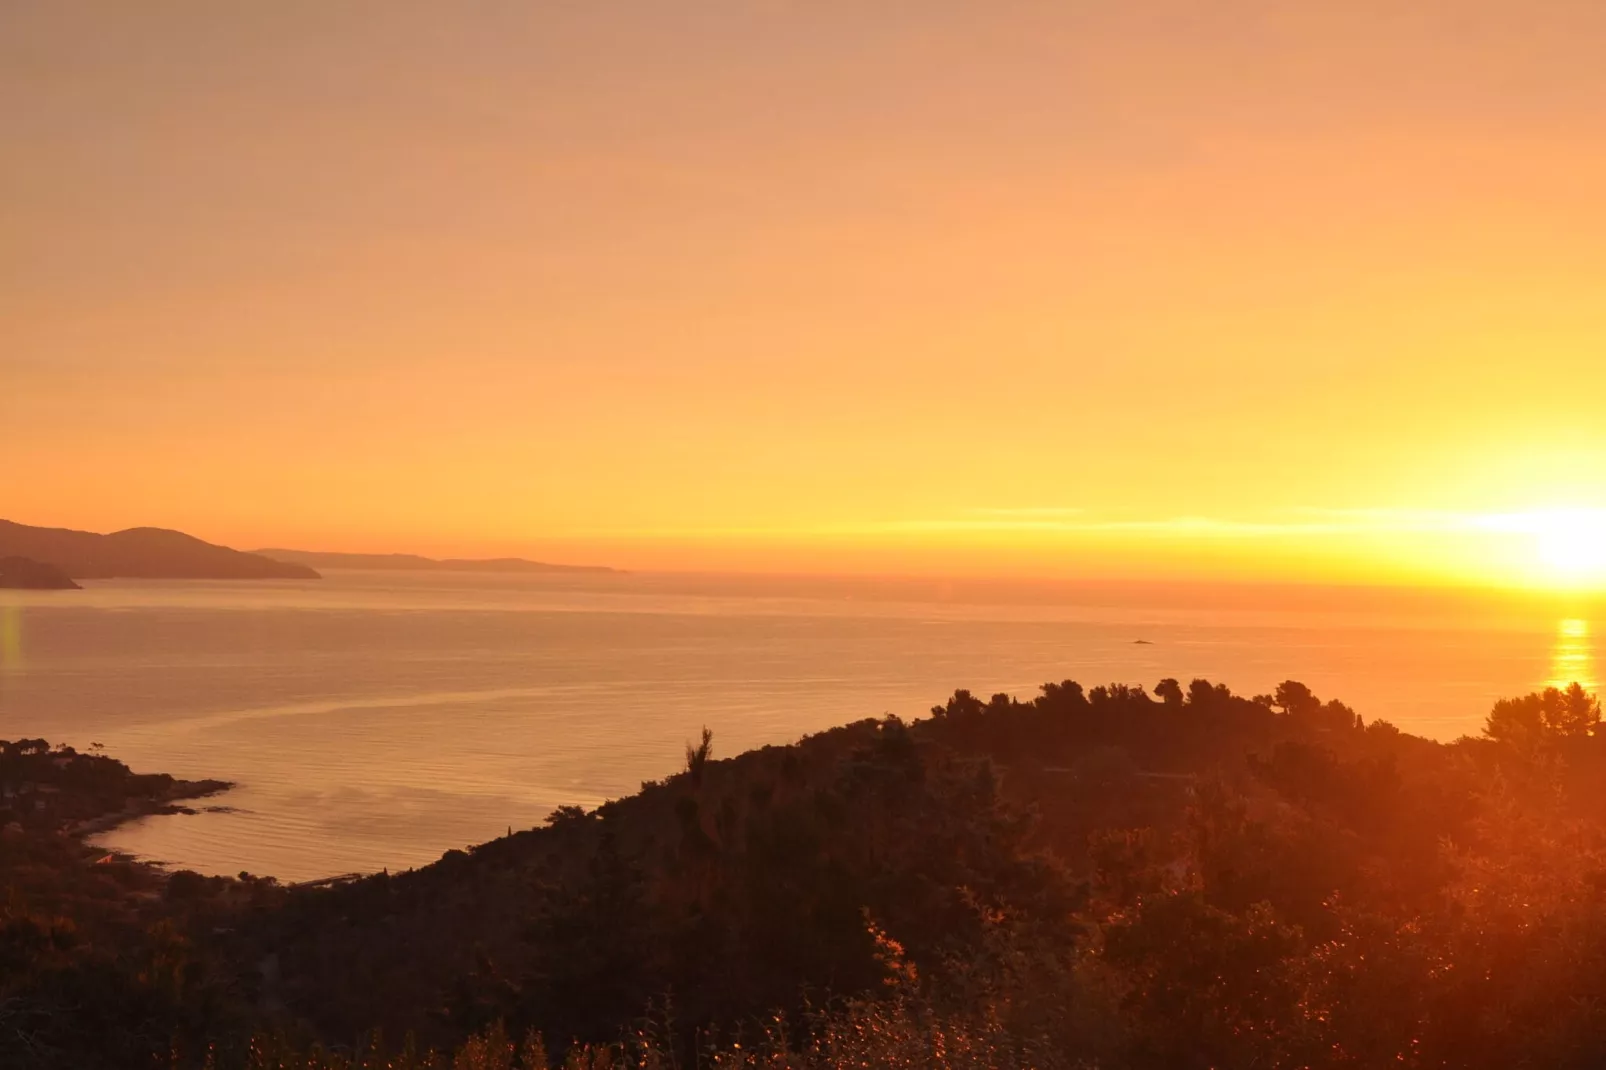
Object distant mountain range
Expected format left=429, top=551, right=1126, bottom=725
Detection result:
left=0, top=520, right=320, bottom=581
left=0, top=519, right=614, bottom=585
left=254, top=548, right=618, bottom=575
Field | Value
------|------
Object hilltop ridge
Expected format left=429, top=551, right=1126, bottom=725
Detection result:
left=9, top=674, right=1606, bottom=1069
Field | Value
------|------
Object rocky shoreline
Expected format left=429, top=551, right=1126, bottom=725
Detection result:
left=1, top=739, right=237, bottom=870
left=72, top=777, right=237, bottom=840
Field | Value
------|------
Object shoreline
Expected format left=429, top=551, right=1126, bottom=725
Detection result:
left=73, top=777, right=236, bottom=841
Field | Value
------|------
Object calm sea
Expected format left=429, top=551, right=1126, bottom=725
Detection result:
left=0, top=570, right=1595, bottom=882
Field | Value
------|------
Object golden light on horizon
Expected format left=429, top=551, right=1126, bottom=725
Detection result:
left=6, top=5, right=1606, bottom=585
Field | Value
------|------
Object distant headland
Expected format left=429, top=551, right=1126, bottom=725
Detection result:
left=0, top=519, right=320, bottom=581
left=255, top=548, right=618, bottom=575
left=0, top=555, right=81, bottom=589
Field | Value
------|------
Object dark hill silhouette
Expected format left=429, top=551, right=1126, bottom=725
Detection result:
left=9, top=675, right=1606, bottom=1068
left=226, top=677, right=1429, bottom=1052
left=255, top=548, right=617, bottom=574
left=0, top=556, right=80, bottom=589
left=0, top=520, right=319, bottom=580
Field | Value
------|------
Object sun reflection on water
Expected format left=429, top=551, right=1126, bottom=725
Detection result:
left=1548, top=618, right=1596, bottom=691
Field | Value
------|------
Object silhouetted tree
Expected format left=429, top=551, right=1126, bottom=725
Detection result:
left=1187, top=678, right=1231, bottom=707
left=1484, top=684, right=1600, bottom=747
left=1548, top=681, right=1600, bottom=737
left=685, top=726, right=714, bottom=786
left=1273, top=680, right=1320, bottom=719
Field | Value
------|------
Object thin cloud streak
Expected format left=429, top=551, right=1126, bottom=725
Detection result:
left=592, top=508, right=1573, bottom=542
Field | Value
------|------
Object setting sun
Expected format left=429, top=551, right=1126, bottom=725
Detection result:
left=1476, top=509, right=1606, bottom=587
left=1539, top=515, right=1606, bottom=579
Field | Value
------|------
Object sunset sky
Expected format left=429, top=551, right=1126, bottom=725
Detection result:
left=7, top=2, right=1606, bottom=585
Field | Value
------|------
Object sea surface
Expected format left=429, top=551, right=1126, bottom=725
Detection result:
left=0, top=569, right=1597, bottom=882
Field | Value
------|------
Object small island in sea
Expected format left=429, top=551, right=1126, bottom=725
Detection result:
left=0, top=555, right=80, bottom=589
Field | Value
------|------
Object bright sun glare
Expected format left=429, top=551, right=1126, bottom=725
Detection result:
left=1472, top=509, right=1606, bottom=587
left=1540, top=526, right=1606, bottom=575
left=1523, top=510, right=1606, bottom=584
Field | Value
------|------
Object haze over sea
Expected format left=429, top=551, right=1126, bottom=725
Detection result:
left=0, top=569, right=1595, bottom=883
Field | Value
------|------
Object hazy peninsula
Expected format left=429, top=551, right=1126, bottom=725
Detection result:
left=256, top=547, right=617, bottom=574
left=0, top=519, right=320, bottom=580
left=0, top=555, right=80, bottom=589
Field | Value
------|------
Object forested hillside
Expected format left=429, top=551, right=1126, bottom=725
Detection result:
left=7, top=676, right=1606, bottom=1068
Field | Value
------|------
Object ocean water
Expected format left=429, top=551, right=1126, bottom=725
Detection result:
left=0, top=569, right=1595, bottom=883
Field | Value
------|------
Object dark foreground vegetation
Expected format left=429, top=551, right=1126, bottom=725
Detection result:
left=8, top=676, right=1606, bottom=1068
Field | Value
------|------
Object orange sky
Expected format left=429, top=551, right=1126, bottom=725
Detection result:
left=6, top=2, right=1606, bottom=585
